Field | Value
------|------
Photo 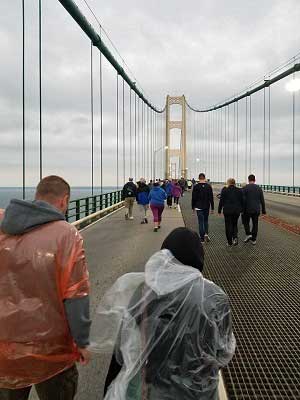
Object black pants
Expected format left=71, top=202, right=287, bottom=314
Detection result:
left=167, top=195, right=172, bottom=207
left=173, top=197, right=179, bottom=205
left=0, top=365, right=78, bottom=400
left=243, top=212, right=259, bottom=240
left=224, top=214, right=240, bottom=245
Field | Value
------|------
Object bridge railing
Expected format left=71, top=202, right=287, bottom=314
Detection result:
left=259, top=185, right=300, bottom=195
left=66, top=190, right=123, bottom=222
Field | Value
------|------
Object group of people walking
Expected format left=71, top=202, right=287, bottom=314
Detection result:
left=0, top=175, right=235, bottom=400
left=192, top=173, right=266, bottom=246
left=122, top=177, right=185, bottom=232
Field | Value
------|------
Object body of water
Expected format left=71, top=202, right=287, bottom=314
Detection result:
left=0, top=187, right=118, bottom=209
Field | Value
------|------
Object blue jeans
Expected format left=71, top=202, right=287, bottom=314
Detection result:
left=196, top=209, right=209, bottom=240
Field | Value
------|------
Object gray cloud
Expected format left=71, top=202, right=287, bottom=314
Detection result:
left=0, top=0, right=299, bottom=187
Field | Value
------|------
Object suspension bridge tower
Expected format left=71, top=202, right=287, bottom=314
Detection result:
left=165, top=95, right=187, bottom=179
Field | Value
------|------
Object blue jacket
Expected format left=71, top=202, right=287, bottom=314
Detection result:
left=149, top=186, right=167, bottom=206
left=165, top=183, right=172, bottom=196
left=136, top=183, right=150, bottom=205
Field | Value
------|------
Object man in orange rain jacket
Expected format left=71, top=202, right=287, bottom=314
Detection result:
left=0, top=176, right=91, bottom=400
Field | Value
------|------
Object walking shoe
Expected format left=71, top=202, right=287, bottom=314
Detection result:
left=129, top=216, right=134, bottom=220
left=141, top=220, right=146, bottom=224
left=204, top=234, right=211, bottom=243
left=227, top=243, right=232, bottom=247
left=153, top=227, right=158, bottom=232
left=158, top=225, right=161, bottom=229
left=251, top=240, right=257, bottom=245
left=244, top=235, right=252, bottom=243
left=200, top=237, right=205, bottom=243
left=125, top=214, right=129, bottom=220
left=233, top=238, right=238, bottom=246
left=145, top=218, right=148, bottom=224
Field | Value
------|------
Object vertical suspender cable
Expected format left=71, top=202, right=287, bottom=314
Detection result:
left=90, top=42, right=94, bottom=195
left=39, top=0, right=42, bottom=180
left=237, top=101, right=239, bottom=182
left=116, top=73, right=119, bottom=189
left=268, top=86, right=271, bottom=184
left=233, top=103, right=235, bottom=178
left=227, top=104, right=230, bottom=176
left=224, top=106, right=227, bottom=179
left=129, top=88, right=132, bottom=178
left=22, top=0, right=25, bottom=199
left=245, top=97, right=248, bottom=180
left=249, top=95, right=252, bottom=173
left=122, top=78, right=125, bottom=183
left=292, top=75, right=295, bottom=188
left=99, top=28, right=103, bottom=193
left=134, top=94, right=137, bottom=180
left=263, top=87, right=266, bottom=184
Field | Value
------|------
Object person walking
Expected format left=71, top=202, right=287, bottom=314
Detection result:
left=161, top=179, right=173, bottom=208
left=122, top=177, right=137, bottom=220
left=218, top=178, right=244, bottom=246
left=0, top=175, right=91, bottom=399
left=136, top=178, right=150, bottom=224
left=149, top=182, right=167, bottom=232
left=171, top=180, right=182, bottom=209
left=192, top=173, right=214, bottom=242
left=243, top=174, right=266, bottom=245
left=94, top=227, right=235, bottom=400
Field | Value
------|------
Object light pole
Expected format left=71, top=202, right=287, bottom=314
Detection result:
left=153, top=146, right=168, bottom=181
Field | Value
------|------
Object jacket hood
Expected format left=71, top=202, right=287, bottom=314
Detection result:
left=145, top=249, right=201, bottom=296
left=0, top=199, right=65, bottom=236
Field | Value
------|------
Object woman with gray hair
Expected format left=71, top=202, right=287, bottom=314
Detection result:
left=218, top=178, right=244, bottom=246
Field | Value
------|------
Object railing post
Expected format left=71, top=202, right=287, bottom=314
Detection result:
left=65, top=208, right=69, bottom=222
left=85, top=198, right=89, bottom=217
left=93, top=196, right=97, bottom=213
left=105, top=193, right=108, bottom=208
left=110, top=192, right=113, bottom=207
left=76, top=200, right=80, bottom=221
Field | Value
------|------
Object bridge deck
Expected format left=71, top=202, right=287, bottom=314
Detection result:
left=180, top=192, right=300, bottom=400
left=29, top=205, right=184, bottom=400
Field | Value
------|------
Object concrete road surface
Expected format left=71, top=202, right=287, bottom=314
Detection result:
left=29, top=205, right=184, bottom=400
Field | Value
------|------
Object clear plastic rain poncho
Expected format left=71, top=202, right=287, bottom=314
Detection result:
left=90, top=249, right=235, bottom=400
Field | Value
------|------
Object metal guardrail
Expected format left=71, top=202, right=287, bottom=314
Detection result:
left=66, top=190, right=123, bottom=222
left=259, top=185, right=300, bottom=195
left=210, top=182, right=300, bottom=196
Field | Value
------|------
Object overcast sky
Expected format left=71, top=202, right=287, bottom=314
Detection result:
left=0, top=0, right=299, bottom=187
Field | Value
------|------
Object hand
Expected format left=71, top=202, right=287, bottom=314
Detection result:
left=77, top=347, right=91, bottom=366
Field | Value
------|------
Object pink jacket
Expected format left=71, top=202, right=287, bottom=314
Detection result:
left=171, top=184, right=182, bottom=198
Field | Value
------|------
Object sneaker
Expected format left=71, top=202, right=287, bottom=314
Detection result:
left=153, top=227, right=158, bottom=232
left=158, top=225, right=161, bottom=229
left=129, top=216, right=134, bottom=220
left=244, top=235, right=252, bottom=243
left=145, top=218, right=148, bottom=224
left=233, top=238, right=238, bottom=246
left=251, top=240, right=257, bottom=245
left=227, top=243, right=232, bottom=247
left=204, top=234, right=211, bottom=243
left=125, top=214, right=129, bottom=220
left=141, top=220, right=146, bottom=224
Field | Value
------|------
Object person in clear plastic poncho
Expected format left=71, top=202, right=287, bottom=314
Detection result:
left=90, top=227, right=235, bottom=400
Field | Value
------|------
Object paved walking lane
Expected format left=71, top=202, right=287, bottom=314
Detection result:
left=29, top=205, right=183, bottom=400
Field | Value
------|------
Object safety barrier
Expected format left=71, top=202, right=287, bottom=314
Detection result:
left=66, top=190, right=123, bottom=223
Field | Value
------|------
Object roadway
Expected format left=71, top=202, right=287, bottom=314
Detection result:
left=29, top=205, right=184, bottom=400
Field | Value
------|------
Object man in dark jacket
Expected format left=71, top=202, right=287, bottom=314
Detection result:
left=192, top=173, right=214, bottom=242
left=218, top=178, right=244, bottom=246
left=122, top=178, right=137, bottom=220
left=243, top=174, right=266, bottom=245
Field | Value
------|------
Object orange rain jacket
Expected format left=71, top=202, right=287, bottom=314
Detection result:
left=0, top=215, right=90, bottom=389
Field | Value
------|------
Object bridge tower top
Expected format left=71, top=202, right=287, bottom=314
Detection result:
left=165, top=95, right=187, bottom=179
